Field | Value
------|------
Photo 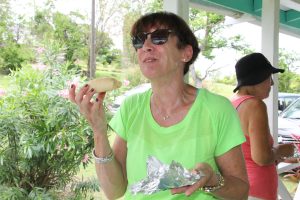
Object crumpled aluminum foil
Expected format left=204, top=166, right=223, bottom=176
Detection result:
left=130, top=156, right=204, bottom=195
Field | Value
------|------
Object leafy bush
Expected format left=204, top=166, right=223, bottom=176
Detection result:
left=0, top=48, right=98, bottom=198
left=216, top=75, right=236, bottom=86
left=0, top=42, right=34, bottom=74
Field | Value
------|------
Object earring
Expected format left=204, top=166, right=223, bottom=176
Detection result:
left=183, top=58, right=186, bottom=62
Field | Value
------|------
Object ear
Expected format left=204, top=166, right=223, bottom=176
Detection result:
left=181, top=45, right=193, bottom=62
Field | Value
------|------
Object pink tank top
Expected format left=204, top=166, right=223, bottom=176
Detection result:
left=231, top=95, right=278, bottom=200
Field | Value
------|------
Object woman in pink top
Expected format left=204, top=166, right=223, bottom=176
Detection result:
left=231, top=53, right=295, bottom=200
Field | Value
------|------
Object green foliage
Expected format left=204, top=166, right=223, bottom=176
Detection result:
left=189, top=8, right=253, bottom=60
left=32, top=8, right=120, bottom=73
left=204, top=81, right=234, bottom=98
left=95, top=32, right=121, bottom=65
left=278, top=50, right=300, bottom=93
left=70, top=178, right=100, bottom=200
left=122, top=12, right=140, bottom=66
left=33, top=10, right=54, bottom=40
left=124, top=65, right=148, bottom=86
left=0, top=46, right=99, bottom=198
left=289, top=76, right=300, bottom=93
left=0, top=0, right=34, bottom=74
left=0, top=42, right=34, bottom=74
left=0, top=185, right=28, bottom=200
left=216, top=75, right=236, bottom=86
left=147, top=0, right=163, bottom=12
left=0, top=0, right=12, bottom=43
left=98, top=48, right=121, bottom=65
left=190, top=9, right=226, bottom=59
left=52, top=12, right=88, bottom=63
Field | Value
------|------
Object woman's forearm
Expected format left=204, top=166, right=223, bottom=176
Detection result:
left=94, top=134, right=127, bottom=200
left=254, top=144, right=294, bottom=166
left=212, top=175, right=249, bottom=200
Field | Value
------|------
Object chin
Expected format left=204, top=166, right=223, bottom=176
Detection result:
left=141, top=72, right=156, bottom=80
left=264, top=93, right=270, bottom=99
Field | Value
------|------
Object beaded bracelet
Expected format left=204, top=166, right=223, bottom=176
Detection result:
left=202, top=173, right=225, bottom=193
left=93, top=148, right=114, bottom=164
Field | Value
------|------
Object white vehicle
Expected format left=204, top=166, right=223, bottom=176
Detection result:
left=278, top=92, right=300, bottom=112
left=278, top=97, right=300, bottom=144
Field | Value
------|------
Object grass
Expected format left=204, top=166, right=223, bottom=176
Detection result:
left=76, top=132, right=124, bottom=200
left=203, top=80, right=235, bottom=98
left=76, top=163, right=106, bottom=199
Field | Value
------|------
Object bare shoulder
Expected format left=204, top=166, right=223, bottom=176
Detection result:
left=240, top=97, right=267, bottom=112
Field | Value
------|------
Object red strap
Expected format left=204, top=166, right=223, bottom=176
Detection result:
left=231, top=95, right=254, bottom=110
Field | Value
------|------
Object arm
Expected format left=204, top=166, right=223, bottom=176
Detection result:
left=69, top=84, right=127, bottom=199
left=211, top=145, right=249, bottom=199
left=94, top=135, right=128, bottom=199
left=171, top=146, right=249, bottom=199
left=240, top=99, right=294, bottom=165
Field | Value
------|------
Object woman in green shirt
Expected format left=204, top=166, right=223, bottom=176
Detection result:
left=69, top=11, right=249, bottom=200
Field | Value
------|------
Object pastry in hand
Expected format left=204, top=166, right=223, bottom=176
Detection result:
left=88, top=77, right=121, bottom=93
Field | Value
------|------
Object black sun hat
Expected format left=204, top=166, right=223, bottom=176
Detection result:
left=233, top=53, right=284, bottom=93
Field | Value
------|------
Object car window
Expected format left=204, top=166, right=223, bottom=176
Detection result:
left=278, top=94, right=300, bottom=111
left=280, top=99, right=300, bottom=119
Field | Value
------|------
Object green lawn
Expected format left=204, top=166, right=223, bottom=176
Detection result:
left=76, top=132, right=124, bottom=200
left=204, top=81, right=235, bottom=98
left=76, top=162, right=106, bottom=199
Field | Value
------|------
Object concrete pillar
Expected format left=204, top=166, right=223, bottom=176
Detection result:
left=163, top=0, right=189, bottom=22
left=261, top=0, right=280, bottom=144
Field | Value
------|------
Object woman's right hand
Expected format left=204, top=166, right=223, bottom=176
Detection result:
left=276, top=143, right=295, bottom=161
left=171, top=162, right=216, bottom=196
left=69, top=84, right=108, bottom=135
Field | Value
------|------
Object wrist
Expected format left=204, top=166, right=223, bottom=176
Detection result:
left=202, top=173, right=225, bottom=193
left=93, top=148, right=114, bottom=164
left=92, top=127, right=108, bottom=135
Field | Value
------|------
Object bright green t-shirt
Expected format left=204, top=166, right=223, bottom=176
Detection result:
left=109, top=88, right=245, bottom=200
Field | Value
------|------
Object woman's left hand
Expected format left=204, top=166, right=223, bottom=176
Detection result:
left=171, top=162, right=217, bottom=196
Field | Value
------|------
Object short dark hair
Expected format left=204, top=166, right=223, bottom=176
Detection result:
left=131, top=11, right=201, bottom=75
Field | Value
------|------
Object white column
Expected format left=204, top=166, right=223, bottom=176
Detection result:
left=163, top=0, right=190, bottom=81
left=89, top=0, right=96, bottom=79
left=261, top=0, right=280, bottom=144
left=163, top=0, right=189, bottom=22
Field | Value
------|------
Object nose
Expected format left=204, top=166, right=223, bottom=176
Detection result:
left=142, top=35, right=153, bottom=51
left=271, top=77, right=274, bottom=86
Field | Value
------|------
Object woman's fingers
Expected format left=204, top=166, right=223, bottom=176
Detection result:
left=91, top=92, right=106, bottom=114
left=90, top=92, right=109, bottom=133
left=68, top=83, right=108, bottom=132
left=171, top=186, right=189, bottom=195
left=74, top=84, right=90, bottom=105
left=98, top=92, right=106, bottom=101
left=184, top=173, right=210, bottom=196
left=81, top=87, right=96, bottom=108
left=68, top=84, right=76, bottom=103
left=171, top=163, right=214, bottom=196
left=170, top=175, right=210, bottom=196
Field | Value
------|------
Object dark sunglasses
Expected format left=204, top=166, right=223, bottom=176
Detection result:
left=132, top=29, right=174, bottom=49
